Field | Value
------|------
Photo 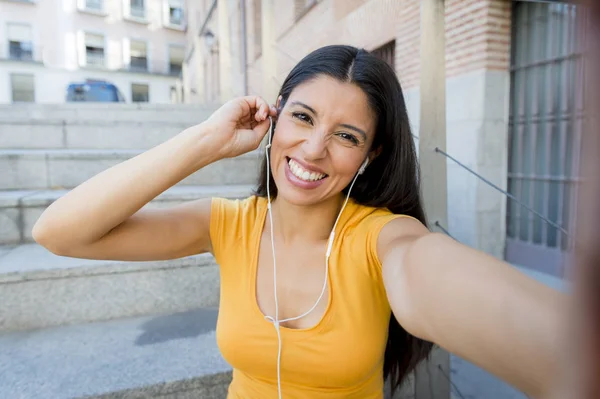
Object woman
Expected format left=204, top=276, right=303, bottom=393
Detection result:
left=32, top=45, right=565, bottom=398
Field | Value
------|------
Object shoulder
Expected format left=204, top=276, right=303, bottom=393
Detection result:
left=211, top=195, right=265, bottom=220
left=209, top=195, right=265, bottom=238
left=343, top=201, right=428, bottom=266
left=209, top=195, right=265, bottom=262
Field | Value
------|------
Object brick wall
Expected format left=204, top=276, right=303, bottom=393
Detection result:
left=445, top=0, right=511, bottom=78
left=243, top=0, right=511, bottom=95
left=395, top=0, right=421, bottom=90
left=398, top=0, right=512, bottom=90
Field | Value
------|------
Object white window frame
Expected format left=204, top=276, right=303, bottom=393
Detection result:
left=77, top=0, right=108, bottom=16
left=163, top=0, right=185, bottom=30
left=123, top=0, right=150, bottom=24
left=78, top=31, right=107, bottom=68
left=10, top=73, right=35, bottom=103
left=131, top=82, right=150, bottom=102
left=6, top=23, right=34, bottom=61
left=167, top=43, right=184, bottom=76
left=124, top=38, right=150, bottom=73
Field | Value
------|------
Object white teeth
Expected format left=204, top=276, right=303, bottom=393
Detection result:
left=287, top=159, right=326, bottom=182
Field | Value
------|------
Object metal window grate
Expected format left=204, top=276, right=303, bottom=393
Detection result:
left=506, top=1, right=586, bottom=276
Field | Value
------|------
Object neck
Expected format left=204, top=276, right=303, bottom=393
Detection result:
left=269, top=193, right=347, bottom=245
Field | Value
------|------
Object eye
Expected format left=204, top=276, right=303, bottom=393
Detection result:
left=337, top=132, right=360, bottom=145
left=292, top=112, right=313, bottom=124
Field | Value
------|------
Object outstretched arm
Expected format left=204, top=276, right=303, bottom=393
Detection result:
left=378, top=219, right=567, bottom=398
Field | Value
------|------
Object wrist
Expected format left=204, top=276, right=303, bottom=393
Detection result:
left=175, top=122, right=223, bottom=170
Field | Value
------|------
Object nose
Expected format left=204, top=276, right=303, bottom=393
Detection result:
left=301, top=129, right=328, bottom=161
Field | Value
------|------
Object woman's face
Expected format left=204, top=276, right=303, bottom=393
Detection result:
left=270, top=75, right=377, bottom=206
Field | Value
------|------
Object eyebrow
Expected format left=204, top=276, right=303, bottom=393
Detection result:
left=289, top=101, right=368, bottom=140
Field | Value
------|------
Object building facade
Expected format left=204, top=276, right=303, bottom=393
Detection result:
left=182, top=0, right=583, bottom=279
left=0, top=0, right=187, bottom=103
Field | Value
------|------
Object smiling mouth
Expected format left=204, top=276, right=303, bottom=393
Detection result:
left=286, top=157, right=328, bottom=182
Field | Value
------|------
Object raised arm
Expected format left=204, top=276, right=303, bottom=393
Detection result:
left=378, top=219, right=567, bottom=398
left=32, top=96, right=276, bottom=261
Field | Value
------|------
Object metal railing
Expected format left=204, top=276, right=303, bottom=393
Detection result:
left=85, top=52, right=105, bottom=67
left=0, top=44, right=44, bottom=64
left=9, top=45, right=33, bottom=62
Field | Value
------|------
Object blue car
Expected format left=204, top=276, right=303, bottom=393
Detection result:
left=66, top=80, right=126, bottom=102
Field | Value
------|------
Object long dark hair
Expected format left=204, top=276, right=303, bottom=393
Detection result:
left=255, top=44, right=433, bottom=394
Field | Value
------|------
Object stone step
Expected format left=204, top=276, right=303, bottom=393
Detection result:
left=0, top=184, right=254, bottom=245
left=0, top=148, right=263, bottom=190
left=0, top=103, right=219, bottom=125
left=0, top=119, right=204, bottom=150
left=0, top=243, right=221, bottom=333
left=0, top=307, right=232, bottom=399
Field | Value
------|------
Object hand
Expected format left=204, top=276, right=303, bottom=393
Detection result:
left=202, top=95, right=278, bottom=159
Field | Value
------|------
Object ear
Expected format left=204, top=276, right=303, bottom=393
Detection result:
left=368, top=146, right=382, bottom=163
left=275, top=95, right=283, bottom=112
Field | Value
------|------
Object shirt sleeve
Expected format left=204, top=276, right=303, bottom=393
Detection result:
left=209, top=197, right=239, bottom=266
left=362, top=212, right=421, bottom=275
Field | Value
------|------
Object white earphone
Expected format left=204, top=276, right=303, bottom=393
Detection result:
left=263, top=116, right=367, bottom=399
left=358, top=156, right=369, bottom=175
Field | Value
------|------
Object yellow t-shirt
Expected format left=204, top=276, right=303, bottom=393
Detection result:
left=209, top=195, right=410, bottom=399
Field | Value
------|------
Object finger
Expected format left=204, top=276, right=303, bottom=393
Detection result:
left=269, top=105, right=278, bottom=117
left=260, top=102, right=269, bottom=119
left=252, top=117, right=271, bottom=141
left=256, top=103, right=269, bottom=122
left=242, top=95, right=267, bottom=112
left=254, top=104, right=266, bottom=122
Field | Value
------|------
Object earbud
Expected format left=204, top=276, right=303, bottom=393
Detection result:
left=358, top=156, right=369, bottom=175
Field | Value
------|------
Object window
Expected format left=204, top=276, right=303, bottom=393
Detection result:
left=166, top=0, right=184, bottom=26
left=130, top=0, right=145, bottom=18
left=84, top=0, right=103, bottom=11
left=505, top=1, right=584, bottom=275
left=168, top=45, right=184, bottom=76
left=129, top=40, right=148, bottom=71
left=371, top=40, right=395, bottom=70
left=84, top=33, right=105, bottom=67
left=7, top=24, right=33, bottom=61
left=131, top=83, right=149, bottom=102
left=10, top=74, right=35, bottom=103
left=253, top=0, right=262, bottom=59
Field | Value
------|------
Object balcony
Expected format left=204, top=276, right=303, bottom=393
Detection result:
left=0, top=44, right=44, bottom=64
left=169, top=63, right=182, bottom=76
left=118, top=56, right=182, bottom=76
left=127, top=56, right=148, bottom=72
left=10, top=46, right=33, bottom=62
left=85, top=52, right=105, bottom=68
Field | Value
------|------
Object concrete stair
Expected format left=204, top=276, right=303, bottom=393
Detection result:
left=0, top=185, right=254, bottom=245
left=0, top=103, right=219, bottom=124
left=0, top=149, right=262, bottom=190
left=0, top=120, right=203, bottom=150
left=0, top=104, right=247, bottom=397
left=0, top=307, right=232, bottom=399
left=0, top=243, right=222, bottom=333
